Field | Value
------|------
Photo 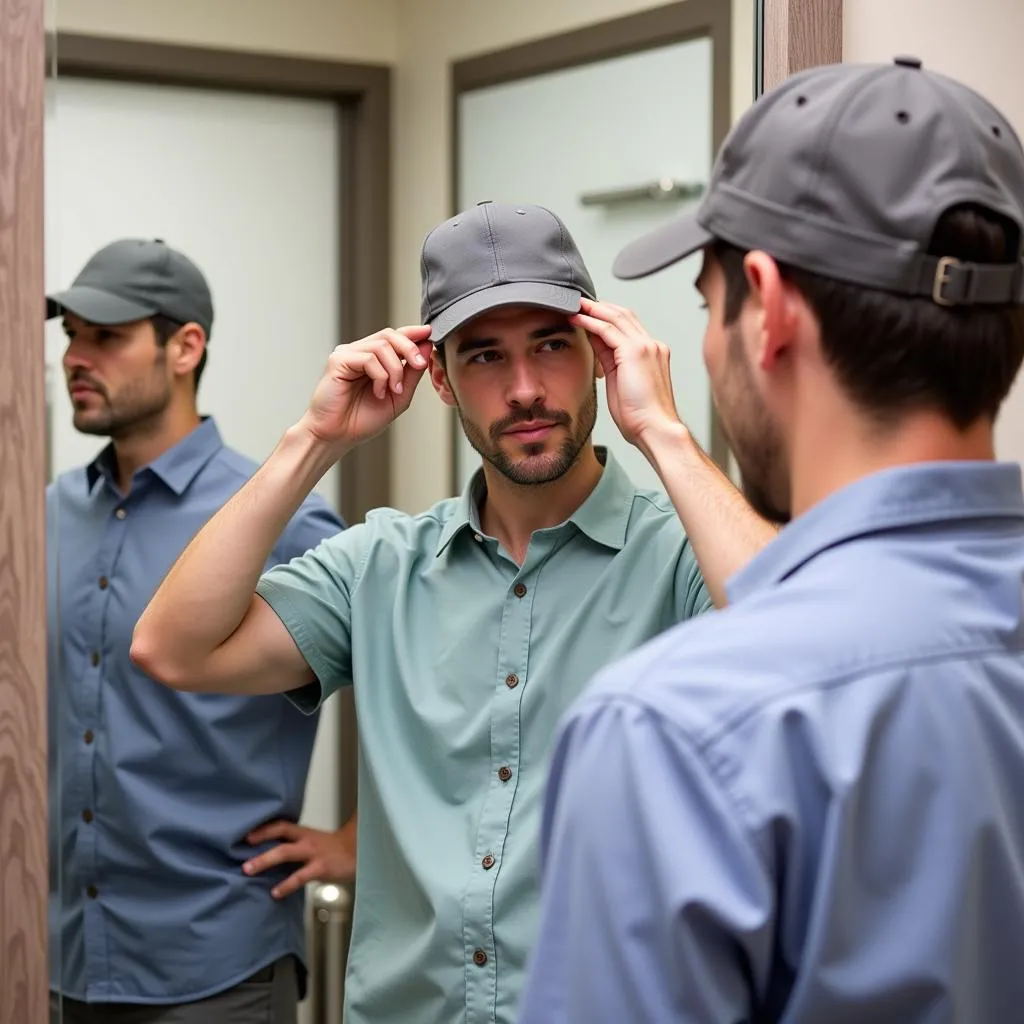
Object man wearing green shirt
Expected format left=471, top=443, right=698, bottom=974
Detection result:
left=133, top=201, right=775, bottom=1024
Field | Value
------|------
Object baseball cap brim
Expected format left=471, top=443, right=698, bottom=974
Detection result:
left=46, top=285, right=157, bottom=325
left=429, top=281, right=583, bottom=343
left=612, top=211, right=714, bottom=280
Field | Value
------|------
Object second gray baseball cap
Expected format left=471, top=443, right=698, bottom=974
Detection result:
left=420, top=201, right=597, bottom=343
left=47, top=238, right=215, bottom=333
left=614, top=56, right=1024, bottom=307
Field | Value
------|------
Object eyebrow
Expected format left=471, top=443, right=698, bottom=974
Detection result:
left=455, top=323, right=573, bottom=355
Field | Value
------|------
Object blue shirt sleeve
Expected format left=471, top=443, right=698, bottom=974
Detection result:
left=519, top=692, right=774, bottom=1024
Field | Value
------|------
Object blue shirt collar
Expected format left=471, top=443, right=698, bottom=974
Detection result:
left=728, top=461, right=1024, bottom=604
left=436, top=446, right=636, bottom=556
left=87, top=417, right=224, bottom=496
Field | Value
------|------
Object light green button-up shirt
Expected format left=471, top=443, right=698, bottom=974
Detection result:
left=255, top=450, right=712, bottom=1024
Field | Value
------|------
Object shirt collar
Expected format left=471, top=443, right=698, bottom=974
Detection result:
left=435, top=446, right=636, bottom=557
left=86, top=417, right=224, bottom=496
left=727, top=460, right=1024, bottom=604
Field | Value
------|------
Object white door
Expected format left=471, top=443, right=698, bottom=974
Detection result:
left=456, top=37, right=714, bottom=493
left=44, top=77, right=342, bottom=834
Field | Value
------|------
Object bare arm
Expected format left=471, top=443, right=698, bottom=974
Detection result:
left=131, top=326, right=434, bottom=694
left=130, top=425, right=346, bottom=694
left=572, top=298, right=777, bottom=607
left=638, top=421, right=778, bottom=607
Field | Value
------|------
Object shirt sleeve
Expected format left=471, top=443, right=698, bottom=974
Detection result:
left=256, top=520, right=370, bottom=715
left=518, top=692, right=773, bottom=1024
left=675, top=539, right=715, bottom=618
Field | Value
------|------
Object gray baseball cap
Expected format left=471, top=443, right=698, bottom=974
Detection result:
left=420, top=201, right=597, bottom=343
left=614, top=56, right=1024, bottom=307
left=47, top=238, right=215, bottom=333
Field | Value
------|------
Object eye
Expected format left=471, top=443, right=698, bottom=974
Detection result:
left=540, top=338, right=570, bottom=352
left=469, top=349, right=501, bottom=364
left=698, top=302, right=709, bottom=312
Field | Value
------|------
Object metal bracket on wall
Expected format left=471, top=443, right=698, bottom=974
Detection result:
left=579, top=176, right=704, bottom=207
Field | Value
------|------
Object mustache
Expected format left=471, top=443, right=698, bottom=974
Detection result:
left=490, top=405, right=571, bottom=441
left=67, top=372, right=108, bottom=399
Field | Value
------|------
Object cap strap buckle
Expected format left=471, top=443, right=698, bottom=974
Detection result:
left=932, top=256, right=961, bottom=307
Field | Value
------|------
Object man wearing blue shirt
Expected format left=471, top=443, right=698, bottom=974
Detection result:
left=521, top=57, right=1024, bottom=1023
left=47, top=239, right=344, bottom=1023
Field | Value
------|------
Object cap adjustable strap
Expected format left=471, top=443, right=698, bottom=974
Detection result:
left=917, top=255, right=1024, bottom=307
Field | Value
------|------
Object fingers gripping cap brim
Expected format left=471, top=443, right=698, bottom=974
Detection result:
left=612, top=212, right=714, bottom=280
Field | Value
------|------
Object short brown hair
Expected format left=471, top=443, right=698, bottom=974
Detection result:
left=712, top=204, right=1024, bottom=428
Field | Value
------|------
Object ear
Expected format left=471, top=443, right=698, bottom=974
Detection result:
left=429, top=347, right=457, bottom=408
left=742, top=251, right=799, bottom=372
left=168, top=322, right=207, bottom=381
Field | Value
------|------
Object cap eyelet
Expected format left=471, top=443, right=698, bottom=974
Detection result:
left=795, top=95, right=807, bottom=107
left=895, top=110, right=911, bottom=124
left=993, top=125, right=1003, bottom=138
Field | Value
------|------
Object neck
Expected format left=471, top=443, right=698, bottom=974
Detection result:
left=479, top=443, right=604, bottom=563
left=790, top=401, right=996, bottom=518
left=111, top=402, right=202, bottom=493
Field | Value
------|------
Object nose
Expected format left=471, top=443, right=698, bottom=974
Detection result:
left=63, top=337, right=92, bottom=374
left=505, top=355, right=545, bottom=409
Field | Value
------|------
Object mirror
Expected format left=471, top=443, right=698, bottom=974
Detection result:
left=39, top=4, right=762, bottom=1024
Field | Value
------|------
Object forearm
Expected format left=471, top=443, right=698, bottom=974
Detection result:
left=133, top=421, right=347, bottom=677
left=640, top=423, right=779, bottom=607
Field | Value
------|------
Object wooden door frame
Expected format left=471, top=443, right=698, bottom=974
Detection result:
left=1, top=0, right=47, bottom=1020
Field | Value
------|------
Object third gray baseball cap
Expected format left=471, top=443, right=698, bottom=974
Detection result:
left=47, top=238, right=214, bottom=333
left=420, top=201, right=597, bottom=343
left=614, top=56, right=1024, bottom=307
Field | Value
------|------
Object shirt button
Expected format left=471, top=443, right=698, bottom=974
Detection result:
left=98, top=576, right=109, bottom=590
left=83, top=730, right=94, bottom=745
left=115, top=508, right=127, bottom=520
left=505, top=673, right=519, bottom=689
left=497, top=766, right=512, bottom=783
left=86, top=885, right=98, bottom=899
left=81, top=809, right=94, bottom=824
left=482, top=854, right=496, bottom=870
left=472, top=949, right=488, bottom=967
left=473, top=533, right=483, bottom=543
left=513, top=582, right=527, bottom=598
left=90, top=651, right=101, bottom=667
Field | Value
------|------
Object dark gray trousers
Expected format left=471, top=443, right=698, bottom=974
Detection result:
left=52, top=956, right=298, bottom=1024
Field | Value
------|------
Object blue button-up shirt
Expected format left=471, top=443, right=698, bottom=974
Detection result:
left=521, top=461, right=1024, bottom=1023
left=48, top=417, right=343, bottom=1004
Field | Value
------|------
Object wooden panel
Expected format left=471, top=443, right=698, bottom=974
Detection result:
left=763, top=0, right=843, bottom=91
left=0, top=0, right=47, bottom=1021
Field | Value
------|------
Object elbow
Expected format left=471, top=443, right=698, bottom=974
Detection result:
left=130, top=626, right=193, bottom=691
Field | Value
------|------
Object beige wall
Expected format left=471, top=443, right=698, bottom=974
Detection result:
left=389, top=0, right=755, bottom=511
left=55, top=0, right=399, bottom=63
left=844, top=0, right=1024, bottom=466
